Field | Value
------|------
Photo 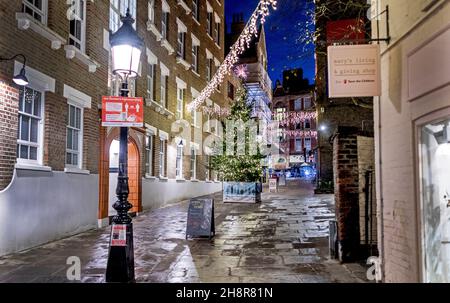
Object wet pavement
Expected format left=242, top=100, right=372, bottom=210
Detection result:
left=0, top=180, right=369, bottom=283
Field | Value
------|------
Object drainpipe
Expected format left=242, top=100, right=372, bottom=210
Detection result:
left=376, top=96, right=385, bottom=282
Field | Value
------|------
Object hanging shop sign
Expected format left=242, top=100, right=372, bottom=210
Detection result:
left=327, top=44, right=381, bottom=98
left=102, top=96, right=144, bottom=127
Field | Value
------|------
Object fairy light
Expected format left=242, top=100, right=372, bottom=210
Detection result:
left=282, top=130, right=318, bottom=139
left=234, top=64, right=248, bottom=80
left=187, top=0, right=277, bottom=112
left=275, top=111, right=318, bottom=127
left=201, top=105, right=231, bottom=117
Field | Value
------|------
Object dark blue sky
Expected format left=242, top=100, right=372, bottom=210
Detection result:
left=225, top=0, right=315, bottom=86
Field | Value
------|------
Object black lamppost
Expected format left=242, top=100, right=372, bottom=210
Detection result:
left=0, top=54, right=29, bottom=86
left=105, top=8, right=144, bottom=283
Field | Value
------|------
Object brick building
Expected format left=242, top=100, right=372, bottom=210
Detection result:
left=372, top=0, right=450, bottom=282
left=0, top=0, right=229, bottom=256
left=271, top=69, right=317, bottom=174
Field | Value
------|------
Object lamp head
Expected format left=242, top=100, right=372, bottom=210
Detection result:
left=13, top=66, right=28, bottom=86
left=110, top=9, right=144, bottom=79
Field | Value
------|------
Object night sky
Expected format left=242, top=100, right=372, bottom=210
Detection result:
left=225, top=0, right=315, bottom=87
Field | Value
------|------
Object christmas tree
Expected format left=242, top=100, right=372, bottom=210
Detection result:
left=209, top=85, right=263, bottom=182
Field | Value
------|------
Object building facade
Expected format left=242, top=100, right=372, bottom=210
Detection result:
left=0, top=0, right=228, bottom=256
left=372, top=0, right=450, bottom=282
left=272, top=69, right=317, bottom=174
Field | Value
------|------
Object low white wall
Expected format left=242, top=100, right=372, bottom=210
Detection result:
left=0, top=169, right=98, bottom=257
left=141, top=178, right=222, bottom=211
left=109, top=172, right=118, bottom=215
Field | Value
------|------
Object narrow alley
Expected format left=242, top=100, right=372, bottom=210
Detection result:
left=0, top=181, right=367, bottom=283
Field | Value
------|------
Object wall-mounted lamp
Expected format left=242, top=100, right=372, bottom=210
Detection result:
left=0, top=54, right=29, bottom=86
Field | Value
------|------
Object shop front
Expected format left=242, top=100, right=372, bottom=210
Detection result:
left=418, top=114, right=450, bottom=282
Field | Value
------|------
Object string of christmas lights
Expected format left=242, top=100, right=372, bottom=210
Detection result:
left=282, top=130, right=318, bottom=138
left=201, top=105, right=231, bottom=117
left=276, top=111, right=318, bottom=127
left=187, top=0, right=277, bottom=112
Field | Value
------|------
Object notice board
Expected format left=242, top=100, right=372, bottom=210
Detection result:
left=186, top=198, right=215, bottom=239
left=101, top=96, right=144, bottom=127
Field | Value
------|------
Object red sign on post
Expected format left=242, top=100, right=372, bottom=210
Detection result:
left=102, top=96, right=144, bottom=127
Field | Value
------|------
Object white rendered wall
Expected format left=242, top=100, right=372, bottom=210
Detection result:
left=141, top=179, right=222, bottom=211
left=0, top=169, right=98, bottom=257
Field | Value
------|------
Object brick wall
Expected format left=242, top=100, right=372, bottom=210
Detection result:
left=333, top=126, right=360, bottom=262
left=0, top=1, right=109, bottom=182
left=318, top=103, right=374, bottom=182
left=0, top=80, right=19, bottom=190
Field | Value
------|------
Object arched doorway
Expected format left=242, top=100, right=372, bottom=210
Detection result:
left=99, top=128, right=142, bottom=224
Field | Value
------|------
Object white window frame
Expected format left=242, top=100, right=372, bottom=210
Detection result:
left=191, top=34, right=200, bottom=73
left=148, top=0, right=155, bottom=24
left=190, top=146, right=197, bottom=179
left=159, top=138, right=166, bottom=177
left=22, top=0, right=48, bottom=24
left=145, top=132, right=154, bottom=176
left=161, top=12, right=169, bottom=39
left=177, top=31, right=186, bottom=59
left=17, top=86, right=45, bottom=166
left=176, top=144, right=183, bottom=179
left=110, top=0, right=137, bottom=32
left=160, top=63, right=170, bottom=108
left=14, top=63, right=55, bottom=168
left=304, top=137, right=312, bottom=151
left=206, top=2, right=213, bottom=37
left=176, top=87, right=184, bottom=120
left=66, top=103, right=83, bottom=169
left=304, top=97, right=311, bottom=109
left=192, top=0, right=200, bottom=22
left=147, top=63, right=156, bottom=101
left=192, top=44, right=199, bottom=73
left=176, top=77, right=187, bottom=120
left=214, top=13, right=221, bottom=46
left=161, top=0, right=170, bottom=40
left=161, top=74, right=167, bottom=108
left=69, top=0, right=87, bottom=53
left=63, top=84, right=91, bottom=170
left=294, top=99, right=302, bottom=111
left=295, top=138, right=303, bottom=152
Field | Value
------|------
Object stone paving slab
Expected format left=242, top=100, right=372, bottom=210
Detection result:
left=0, top=180, right=369, bottom=283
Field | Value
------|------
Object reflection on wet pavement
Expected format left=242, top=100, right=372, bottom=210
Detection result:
left=0, top=180, right=368, bottom=283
